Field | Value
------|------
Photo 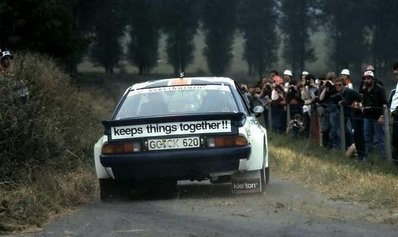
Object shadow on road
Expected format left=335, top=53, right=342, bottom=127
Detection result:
left=122, top=181, right=240, bottom=202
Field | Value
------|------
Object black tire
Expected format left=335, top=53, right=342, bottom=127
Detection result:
left=99, top=179, right=128, bottom=201
left=260, top=167, right=270, bottom=189
left=264, top=167, right=270, bottom=184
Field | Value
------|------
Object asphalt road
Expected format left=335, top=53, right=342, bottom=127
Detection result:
left=8, top=176, right=398, bottom=237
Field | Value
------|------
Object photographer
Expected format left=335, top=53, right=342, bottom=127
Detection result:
left=319, top=72, right=341, bottom=149
left=271, top=83, right=287, bottom=133
left=285, top=80, right=303, bottom=117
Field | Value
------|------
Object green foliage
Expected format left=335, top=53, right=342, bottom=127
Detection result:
left=0, top=52, right=100, bottom=182
left=0, top=52, right=102, bottom=232
left=369, top=0, right=398, bottom=77
left=270, top=132, right=398, bottom=209
left=237, top=0, right=279, bottom=78
left=127, top=0, right=160, bottom=75
left=322, top=0, right=369, bottom=72
left=0, top=0, right=88, bottom=70
left=280, top=0, right=317, bottom=75
left=89, top=0, right=129, bottom=74
left=159, top=0, right=200, bottom=75
left=201, top=0, right=238, bottom=76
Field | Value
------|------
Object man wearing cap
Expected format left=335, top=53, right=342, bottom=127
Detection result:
left=1, top=50, right=29, bottom=103
left=389, top=62, right=398, bottom=164
left=359, top=65, right=383, bottom=94
left=300, top=71, right=309, bottom=84
left=340, top=69, right=353, bottom=89
left=283, top=69, right=293, bottom=90
left=284, top=69, right=303, bottom=118
left=0, top=50, right=14, bottom=78
left=361, top=70, right=387, bottom=160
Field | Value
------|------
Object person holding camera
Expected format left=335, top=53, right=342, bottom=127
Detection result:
left=319, top=72, right=341, bottom=149
left=271, top=83, right=287, bottom=133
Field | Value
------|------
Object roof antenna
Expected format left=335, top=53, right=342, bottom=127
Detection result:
left=178, top=41, right=184, bottom=79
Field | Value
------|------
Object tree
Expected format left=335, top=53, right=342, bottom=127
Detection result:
left=322, top=0, right=368, bottom=75
left=201, top=0, right=238, bottom=76
left=127, top=0, right=160, bottom=75
left=89, top=0, right=128, bottom=74
left=0, top=0, right=88, bottom=71
left=159, top=0, right=200, bottom=76
left=369, top=0, right=398, bottom=77
left=280, top=0, right=318, bottom=76
left=237, top=0, right=279, bottom=78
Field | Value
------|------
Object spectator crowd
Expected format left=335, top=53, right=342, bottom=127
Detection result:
left=241, top=64, right=398, bottom=165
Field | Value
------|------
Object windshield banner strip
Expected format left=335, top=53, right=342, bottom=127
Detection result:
left=127, top=85, right=231, bottom=96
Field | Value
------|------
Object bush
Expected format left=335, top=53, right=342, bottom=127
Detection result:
left=0, top=52, right=100, bottom=181
left=0, top=52, right=103, bottom=231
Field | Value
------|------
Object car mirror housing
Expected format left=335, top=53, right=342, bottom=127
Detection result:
left=252, top=105, right=264, bottom=114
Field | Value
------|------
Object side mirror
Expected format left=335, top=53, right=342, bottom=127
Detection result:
left=252, top=105, right=264, bottom=117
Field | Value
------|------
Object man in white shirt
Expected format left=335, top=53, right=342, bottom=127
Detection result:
left=389, top=62, right=398, bottom=164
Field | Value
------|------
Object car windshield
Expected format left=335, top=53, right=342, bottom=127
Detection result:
left=115, top=84, right=239, bottom=119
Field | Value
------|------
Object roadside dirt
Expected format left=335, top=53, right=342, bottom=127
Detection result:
left=7, top=175, right=398, bottom=237
left=177, top=176, right=397, bottom=224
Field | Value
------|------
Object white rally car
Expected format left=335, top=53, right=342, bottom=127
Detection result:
left=94, top=76, right=269, bottom=200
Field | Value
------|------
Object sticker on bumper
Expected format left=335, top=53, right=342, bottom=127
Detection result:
left=231, top=179, right=261, bottom=193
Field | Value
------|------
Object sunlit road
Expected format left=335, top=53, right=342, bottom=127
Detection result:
left=11, top=177, right=398, bottom=237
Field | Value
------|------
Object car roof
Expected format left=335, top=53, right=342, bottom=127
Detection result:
left=128, top=77, right=236, bottom=91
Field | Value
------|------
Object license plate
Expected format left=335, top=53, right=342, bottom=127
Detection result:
left=148, top=136, right=200, bottom=151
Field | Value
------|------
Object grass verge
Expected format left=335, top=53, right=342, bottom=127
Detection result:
left=0, top=53, right=117, bottom=234
left=269, top=133, right=398, bottom=213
